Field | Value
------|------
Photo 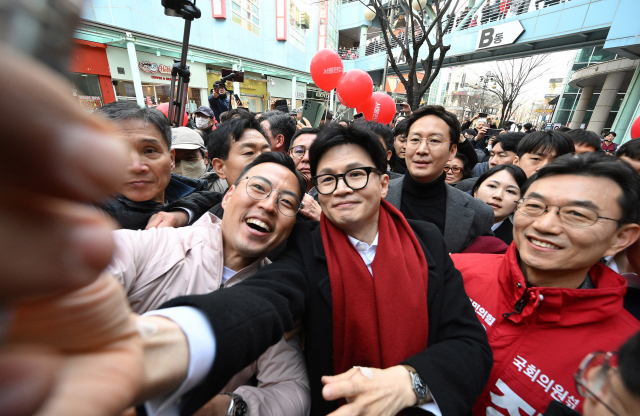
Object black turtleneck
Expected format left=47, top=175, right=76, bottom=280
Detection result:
left=401, top=172, right=447, bottom=235
left=395, top=157, right=407, bottom=175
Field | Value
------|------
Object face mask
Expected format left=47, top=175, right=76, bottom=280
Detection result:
left=174, top=159, right=206, bottom=179
left=196, top=117, right=210, bottom=129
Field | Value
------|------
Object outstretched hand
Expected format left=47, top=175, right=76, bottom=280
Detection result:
left=321, top=366, right=417, bottom=416
left=7, top=274, right=145, bottom=416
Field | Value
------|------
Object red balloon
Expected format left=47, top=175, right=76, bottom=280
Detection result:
left=310, top=49, right=344, bottom=92
left=335, top=69, right=373, bottom=109
left=156, top=102, right=188, bottom=127
left=631, top=114, right=640, bottom=139
left=360, top=92, right=396, bottom=124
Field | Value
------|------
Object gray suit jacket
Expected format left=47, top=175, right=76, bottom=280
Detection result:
left=386, top=175, right=494, bottom=253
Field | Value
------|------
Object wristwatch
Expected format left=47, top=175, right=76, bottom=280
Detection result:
left=221, top=392, right=248, bottom=416
left=402, top=365, right=429, bottom=406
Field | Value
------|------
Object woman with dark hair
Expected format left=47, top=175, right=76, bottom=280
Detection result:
left=472, top=164, right=527, bottom=245
left=444, top=153, right=473, bottom=186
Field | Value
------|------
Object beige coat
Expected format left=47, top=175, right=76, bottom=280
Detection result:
left=108, top=213, right=310, bottom=416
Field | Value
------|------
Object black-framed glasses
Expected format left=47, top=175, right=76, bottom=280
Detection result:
left=516, top=198, right=619, bottom=227
left=289, top=145, right=308, bottom=159
left=311, top=167, right=381, bottom=195
left=574, top=351, right=620, bottom=416
left=240, top=176, right=303, bottom=217
left=444, top=165, right=462, bottom=174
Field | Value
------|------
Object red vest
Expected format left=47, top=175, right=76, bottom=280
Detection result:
left=452, top=244, right=639, bottom=416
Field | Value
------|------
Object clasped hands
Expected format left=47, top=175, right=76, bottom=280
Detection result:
left=322, top=365, right=419, bottom=416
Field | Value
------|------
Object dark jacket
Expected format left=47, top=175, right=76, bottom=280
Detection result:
left=208, top=93, right=230, bottom=123
left=100, top=174, right=209, bottom=230
left=162, top=219, right=493, bottom=416
left=385, top=176, right=495, bottom=253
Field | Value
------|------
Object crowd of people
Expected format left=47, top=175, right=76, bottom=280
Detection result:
left=4, top=40, right=640, bottom=416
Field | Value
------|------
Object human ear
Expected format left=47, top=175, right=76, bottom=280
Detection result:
left=513, top=156, right=520, bottom=166
left=170, top=148, right=176, bottom=171
left=603, top=223, right=640, bottom=258
left=448, top=144, right=458, bottom=161
left=211, top=158, right=226, bottom=179
left=380, top=173, right=390, bottom=199
left=221, top=185, right=236, bottom=210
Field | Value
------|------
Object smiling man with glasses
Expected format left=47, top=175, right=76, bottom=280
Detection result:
left=451, top=153, right=640, bottom=416
left=386, top=105, right=494, bottom=253
left=107, top=152, right=311, bottom=416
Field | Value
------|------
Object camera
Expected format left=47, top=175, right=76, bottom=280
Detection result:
left=161, top=0, right=201, bottom=19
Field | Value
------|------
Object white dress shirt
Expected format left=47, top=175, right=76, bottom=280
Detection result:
left=146, top=233, right=442, bottom=416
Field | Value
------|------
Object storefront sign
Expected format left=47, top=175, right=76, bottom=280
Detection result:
left=106, top=47, right=207, bottom=89
left=138, top=61, right=172, bottom=74
left=318, top=0, right=328, bottom=50
left=276, top=0, right=287, bottom=41
left=77, top=95, right=103, bottom=111
left=307, top=90, right=330, bottom=100
left=549, top=78, right=563, bottom=84
left=475, top=21, right=524, bottom=51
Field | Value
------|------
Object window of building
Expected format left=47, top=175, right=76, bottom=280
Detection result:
left=231, top=0, right=260, bottom=36
left=289, top=2, right=306, bottom=50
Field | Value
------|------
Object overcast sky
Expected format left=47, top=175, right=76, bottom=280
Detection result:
left=457, top=49, right=578, bottom=104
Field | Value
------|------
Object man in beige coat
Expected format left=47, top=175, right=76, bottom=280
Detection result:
left=108, top=152, right=310, bottom=416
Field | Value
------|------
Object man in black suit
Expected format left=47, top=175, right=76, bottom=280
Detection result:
left=142, top=123, right=492, bottom=416
left=385, top=106, right=494, bottom=253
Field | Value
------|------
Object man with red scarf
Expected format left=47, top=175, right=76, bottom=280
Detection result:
left=146, top=123, right=492, bottom=416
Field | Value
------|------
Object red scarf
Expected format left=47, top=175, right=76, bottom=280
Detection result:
left=321, top=199, right=429, bottom=375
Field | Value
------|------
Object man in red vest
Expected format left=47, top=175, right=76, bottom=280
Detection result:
left=452, top=152, right=640, bottom=416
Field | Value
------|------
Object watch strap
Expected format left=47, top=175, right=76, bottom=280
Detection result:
left=221, top=392, right=246, bottom=416
left=401, top=365, right=430, bottom=406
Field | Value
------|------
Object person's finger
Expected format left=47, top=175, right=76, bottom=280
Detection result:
left=145, top=213, right=164, bottom=230
left=9, top=274, right=136, bottom=351
left=0, top=346, right=61, bottom=416
left=0, top=195, right=115, bottom=303
left=322, top=376, right=365, bottom=401
left=0, top=45, right=129, bottom=202
left=321, top=367, right=361, bottom=386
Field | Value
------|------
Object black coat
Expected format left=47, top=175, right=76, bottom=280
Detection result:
left=100, top=174, right=210, bottom=230
left=163, top=219, right=493, bottom=416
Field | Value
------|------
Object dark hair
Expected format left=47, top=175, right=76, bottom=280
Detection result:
left=452, top=153, right=473, bottom=180
left=290, top=127, right=320, bottom=150
left=207, top=114, right=268, bottom=161
left=406, top=105, right=461, bottom=147
left=618, top=331, right=640, bottom=397
left=564, top=129, right=601, bottom=151
left=257, top=110, right=285, bottom=123
left=262, top=114, right=297, bottom=150
left=492, top=132, right=525, bottom=153
left=394, top=118, right=409, bottom=137
left=516, top=130, right=575, bottom=158
left=97, top=101, right=171, bottom=149
left=365, top=122, right=396, bottom=171
left=234, top=151, right=306, bottom=199
left=523, top=123, right=533, bottom=130
left=607, top=132, right=617, bottom=137
left=556, top=126, right=572, bottom=133
left=521, top=153, right=640, bottom=225
left=220, top=108, right=248, bottom=123
left=462, top=128, right=477, bottom=137
left=472, top=164, right=527, bottom=196
left=618, top=139, right=640, bottom=161
left=365, top=122, right=394, bottom=152
left=309, top=123, right=387, bottom=177
left=321, top=109, right=333, bottom=121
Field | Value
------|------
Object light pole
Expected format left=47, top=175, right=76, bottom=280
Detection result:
left=478, top=71, right=497, bottom=113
